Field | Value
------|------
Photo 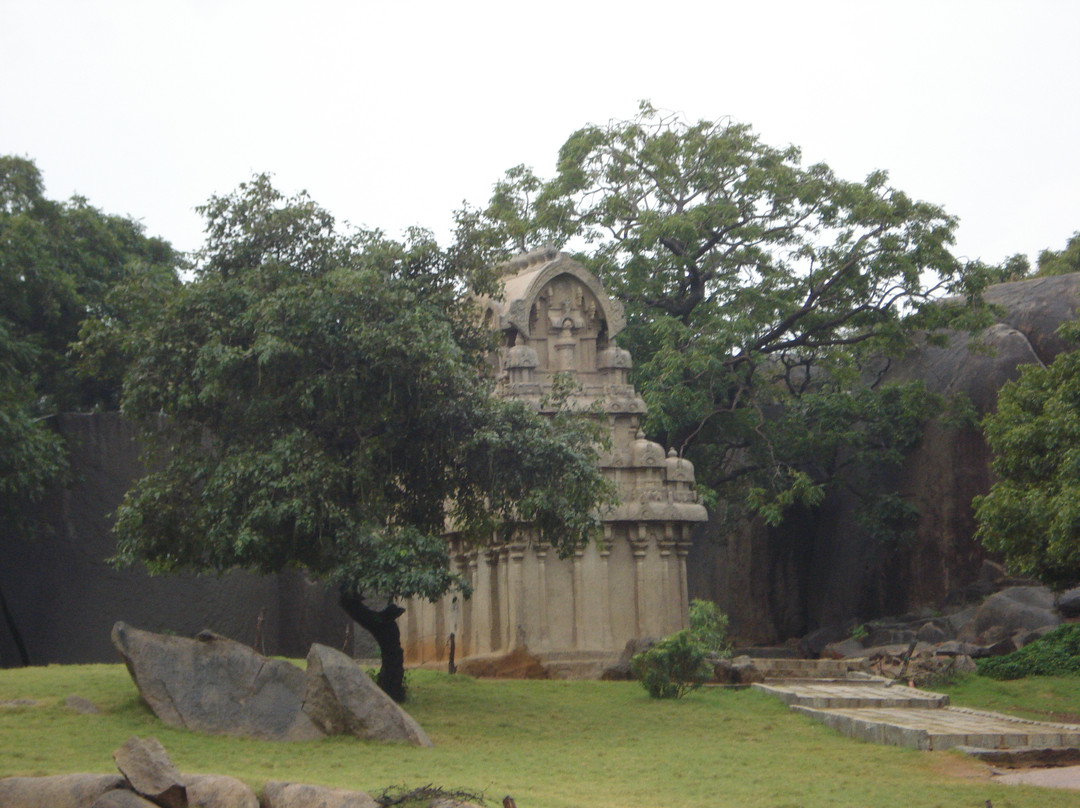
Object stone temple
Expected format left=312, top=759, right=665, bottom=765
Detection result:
left=399, top=248, right=707, bottom=669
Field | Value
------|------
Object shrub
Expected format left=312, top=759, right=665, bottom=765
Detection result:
left=688, top=599, right=732, bottom=657
left=631, top=600, right=732, bottom=699
left=976, top=623, right=1080, bottom=680
left=631, top=630, right=713, bottom=699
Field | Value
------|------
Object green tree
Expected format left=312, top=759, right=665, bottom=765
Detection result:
left=0, top=155, right=180, bottom=665
left=112, top=176, right=613, bottom=701
left=1035, top=231, right=1080, bottom=277
left=457, top=104, right=992, bottom=529
left=974, top=320, right=1080, bottom=588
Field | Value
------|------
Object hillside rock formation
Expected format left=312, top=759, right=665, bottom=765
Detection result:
left=688, top=273, right=1080, bottom=644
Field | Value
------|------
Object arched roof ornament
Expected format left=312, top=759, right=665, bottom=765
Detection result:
left=496, top=249, right=626, bottom=340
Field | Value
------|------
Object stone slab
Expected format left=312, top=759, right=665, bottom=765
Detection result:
left=753, top=681, right=949, bottom=709
left=791, top=704, right=1080, bottom=751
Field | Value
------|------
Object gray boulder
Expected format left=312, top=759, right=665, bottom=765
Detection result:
left=301, top=644, right=433, bottom=747
left=0, top=774, right=124, bottom=808
left=1057, top=586, right=1080, bottom=618
left=958, top=586, right=1061, bottom=643
left=184, top=774, right=259, bottom=808
left=89, top=792, right=158, bottom=808
left=112, top=623, right=431, bottom=745
left=113, top=736, right=186, bottom=808
left=262, top=781, right=380, bottom=808
left=111, top=622, right=322, bottom=741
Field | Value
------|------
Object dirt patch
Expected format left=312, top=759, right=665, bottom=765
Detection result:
left=994, top=764, right=1080, bottom=791
left=926, top=751, right=994, bottom=782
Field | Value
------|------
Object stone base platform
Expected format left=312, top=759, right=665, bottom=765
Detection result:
left=790, top=703, right=1080, bottom=751
left=753, top=680, right=949, bottom=709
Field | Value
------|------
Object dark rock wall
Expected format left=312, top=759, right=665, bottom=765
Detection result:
left=0, top=413, right=370, bottom=667
left=689, top=273, right=1080, bottom=644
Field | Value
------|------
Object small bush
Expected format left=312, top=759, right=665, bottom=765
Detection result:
left=977, top=623, right=1080, bottom=680
left=631, top=630, right=712, bottom=699
left=688, top=599, right=732, bottom=657
left=631, top=600, right=732, bottom=699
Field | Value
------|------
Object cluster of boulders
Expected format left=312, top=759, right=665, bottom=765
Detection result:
left=0, top=736, right=479, bottom=808
left=110, top=623, right=429, bottom=745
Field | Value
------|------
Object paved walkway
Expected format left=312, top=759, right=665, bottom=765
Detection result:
left=754, top=680, right=1080, bottom=752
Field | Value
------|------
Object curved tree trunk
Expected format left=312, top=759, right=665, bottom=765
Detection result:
left=338, top=589, right=407, bottom=703
left=0, top=581, right=30, bottom=667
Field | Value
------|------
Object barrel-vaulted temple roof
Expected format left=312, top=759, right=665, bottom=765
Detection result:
left=478, top=247, right=626, bottom=339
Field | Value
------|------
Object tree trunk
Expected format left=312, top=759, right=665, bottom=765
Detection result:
left=0, top=581, right=30, bottom=667
left=338, top=589, right=407, bottom=703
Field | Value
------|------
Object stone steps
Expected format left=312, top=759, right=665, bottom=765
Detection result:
left=754, top=677, right=1080, bottom=756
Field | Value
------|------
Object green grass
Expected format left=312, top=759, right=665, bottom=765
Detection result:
left=939, top=673, right=1080, bottom=724
left=2, top=665, right=1078, bottom=807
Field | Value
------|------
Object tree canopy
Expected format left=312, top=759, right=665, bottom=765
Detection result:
left=974, top=320, right=1080, bottom=589
left=0, top=155, right=180, bottom=529
left=457, top=103, right=994, bottom=528
left=112, top=175, right=613, bottom=700
left=1035, top=231, right=1080, bottom=277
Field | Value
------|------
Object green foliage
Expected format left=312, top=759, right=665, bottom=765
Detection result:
left=1035, top=231, right=1080, bottom=277
left=457, top=103, right=994, bottom=532
left=976, top=624, right=1080, bottom=680
left=631, top=600, right=732, bottom=699
left=0, top=155, right=180, bottom=529
left=114, top=174, right=613, bottom=606
left=630, top=630, right=713, bottom=699
left=974, top=320, right=1080, bottom=587
left=688, top=598, right=732, bottom=657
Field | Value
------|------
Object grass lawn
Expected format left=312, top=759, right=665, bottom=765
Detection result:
left=1, top=664, right=1077, bottom=808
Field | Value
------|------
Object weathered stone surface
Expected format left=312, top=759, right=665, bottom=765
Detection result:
left=111, top=622, right=321, bottom=741
left=113, top=736, right=186, bottom=808
left=0, top=774, right=125, bottom=808
left=300, top=644, right=432, bottom=747
left=456, top=647, right=550, bottom=679
left=600, top=637, right=655, bottom=680
left=1058, top=586, right=1080, bottom=618
left=184, top=774, right=259, bottom=808
left=688, top=274, right=1080, bottom=645
left=820, top=639, right=868, bottom=659
left=89, top=791, right=158, bottom=808
left=262, top=781, right=379, bottom=808
left=65, top=695, right=100, bottom=714
left=958, top=586, right=1061, bottom=642
left=712, top=655, right=764, bottom=684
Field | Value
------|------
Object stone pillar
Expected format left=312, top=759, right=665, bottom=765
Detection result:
left=599, top=539, right=613, bottom=650
left=467, top=551, right=480, bottom=657
left=677, top=536, right=693, bottom=631
left=631, top=528, right=650, bottom=638
left=508, top=542, right=526, bottom=649
left=535, top=541, right=550, bottom=647
left=659, top=535, right=676, bottom=636
left=498, top=546, right=512, bottom=651
left=571, top=547, right=585, bottom=649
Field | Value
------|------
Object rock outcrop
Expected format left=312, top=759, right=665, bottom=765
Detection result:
left=111, top=623, right=431, bottom=745
left=689, top=273, right=1080, bottom=644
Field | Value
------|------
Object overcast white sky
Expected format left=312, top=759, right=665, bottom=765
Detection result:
left=3, top=1, right=1078, bottom=268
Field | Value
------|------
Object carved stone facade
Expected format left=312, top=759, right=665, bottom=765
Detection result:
left=400, top=249, right=707, bottom=665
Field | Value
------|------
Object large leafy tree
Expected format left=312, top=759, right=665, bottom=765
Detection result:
left=458, top=103, right=993, bottom=529
left=1035, top=231, right=1080, bottom=277
left=974, top=321, right=1080, bottom=589
left=112, top=176, right=612, bottom=701
left=0, top=155, right=181, bottom=664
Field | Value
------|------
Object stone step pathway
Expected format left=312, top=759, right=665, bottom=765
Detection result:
left=753, top=676, right=1080, bottom=754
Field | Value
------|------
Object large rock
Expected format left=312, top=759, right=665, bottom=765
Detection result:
left=958, top=586, right=1061, bottom=642
left=262, top=781, right=379, bottom=808
left=112, top=623, right=431, bottom=745
left=301, top=644, right=433, bottom=747
left=112, top=622, right=322, bottom=741
left=689, top=273, right=1080, bottom=644
left=89, top=792, right=158, bottom=808
left=184, top=774, right=259, bottom=808
left=113, top=736, right=186, bottom=808
left=0, top=774, right=125, bottom=808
